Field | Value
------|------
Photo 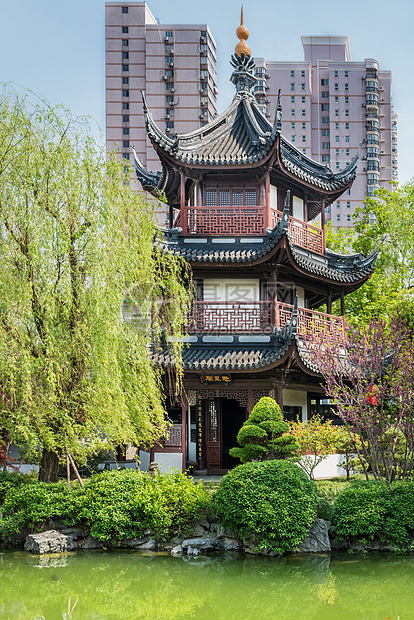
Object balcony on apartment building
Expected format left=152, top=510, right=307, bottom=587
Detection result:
left=188, top=300, right=344, bottom=336
left=176, top=206, right=325, bottom=255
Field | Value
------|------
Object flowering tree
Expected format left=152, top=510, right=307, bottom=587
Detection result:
left=305, top=317, right=414, bottom=485
left=290, top=415, right=344, bottom=480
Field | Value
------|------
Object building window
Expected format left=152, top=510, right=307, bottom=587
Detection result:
left=302, top=122, right=306, bottom=130
left=301, top=96, right=305, bottom=103
left=321, top=104, right=329, bottom=111
left=123, top=140, right=129, bottom=148
left=335, top=109, right=339, bottom=117
left=166, top=57, right=174, bottom=64
left=337, top=214, right=341, bottom=221
left=302, top=135, right=306, bottom=142
left=166, top=82, right=174, bottom=90
left=165, top=44, right=174, bottom=52
left=301, top=83, right=305, bottom=90
left=322, top=155, right=330, bottom=162
left=347, top=201, right=351, bottom=208
left=336, top=162, right=340, bottom=169
left=334, top=70, right=338, bottom=78
left=345, top=122, right=349, bottom=130
left=123, top=128, right=129, bottom=135
left=335, top=135, right=339, bottom=143
left=301, top=70, right=305, bottom=77
left=291, top=70, right=295, bottom=77
left=166, top=95, right=174, bottom=103
left=344, top=96, right=349, bottom=104
left=122, top=102, right=129, bottom=110
left=302, top=149, right=306, bottom=154
left=122, top=115, right=129, bottom=122
left=122, top=89, right=129, bottom=97
left=321, top=117, right=329, bottom=124
left=322, top=142, right=330, bottom=150
left=321, top=79, right=329, bottom=86
left=122, top=26, right=128, bottom=33
left=346, top=148, right=350, bottom=156
left=337, top=202, right=340, bottom=208
left=291, top=109, right=295, bottom=116
left=122, top=64, right=129, bottom=72
left=165, top=70, right=173, bottom=77
left=123, top=154, right=129, bottom=161
left=344, top=71, right=349, bottom=77
left=122, top=39, right=128, bottom=47
left=291, top=136, right=296, bottom=142
left=122, top=51, right=129, bottom=59
left=334, top=96, right=339, bottom=104
left=166, top=121, right=174, bottom=129
left=344, top=83, right=349, bottom=91
left=347, top=214, right=351, bottom=222
left=291, top=122, right=295, bottom=129
left=321, top=92, right=329, bottom=99
left=345, top=135, right=350, bottom=143
left=345, top=109, right=349, bottom=117
left=291, top=96, right=295, bottom=103
left=165, top=108, right=174, bottom=116
left=290, top=83, right=295, bottom=90
left=165, top=30, right=173, bottom=38
left=122, top=6, right=128, bottom=13
left=334, top=83, right=338, bottom=91
left=322, top=129, right=330, bottom=136
left=335, top=149, right=339, bottom=156
left=122, top=77, right=129, bottom=85
left=301, top=110, right=305, bottom=117
left=335, top=122, right=339, bottom=130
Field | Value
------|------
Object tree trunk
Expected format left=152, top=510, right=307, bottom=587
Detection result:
left=38, top=449, right=60, bottom=483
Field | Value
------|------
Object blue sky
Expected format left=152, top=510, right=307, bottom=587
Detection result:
left=1, top=0, right=412, bottom=182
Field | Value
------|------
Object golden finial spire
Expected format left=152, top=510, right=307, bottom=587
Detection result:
left=235, top=6, right=251, bottom=57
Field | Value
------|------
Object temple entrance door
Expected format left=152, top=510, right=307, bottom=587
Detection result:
left=205, top=398, right=221, bottom=470
left=222, top=398, right=247, bottom=470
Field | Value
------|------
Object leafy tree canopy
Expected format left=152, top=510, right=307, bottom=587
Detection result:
left=0, top=86, right=191, bottom=481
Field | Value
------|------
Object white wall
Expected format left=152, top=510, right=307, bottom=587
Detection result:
left=296, top=286, right=305, bottom=307
left=203, top=279, right=260, bottom=302
left=292, top=196, right=304, bottom=220
left=283, top=389, right=308, bottom=422
left=270, top=184, right=277, bottom=210
left=154, top=452, right=182, bottom=472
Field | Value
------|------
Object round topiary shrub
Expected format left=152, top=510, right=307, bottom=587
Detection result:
left=214, top=460, right=318, bottom=554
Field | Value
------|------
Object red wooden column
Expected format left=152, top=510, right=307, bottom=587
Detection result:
left=181, top=398, right=187, bottom=472
left=264, top=171, right=270, bottom=231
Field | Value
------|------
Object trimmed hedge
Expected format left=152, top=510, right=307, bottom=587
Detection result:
left=332, top=480, right=414, bottom=549
left=0, top=469, right=211, bottom=543
left=214, top=460, right=318, bottom=554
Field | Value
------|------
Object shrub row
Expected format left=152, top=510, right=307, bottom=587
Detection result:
left=332, top=480, right=414, bottom=549
left=0, top=469, right=211, bottom=543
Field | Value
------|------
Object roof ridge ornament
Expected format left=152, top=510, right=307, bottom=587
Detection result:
left=271, top=89, right=282, bottom=139
left=230, top=8, right=257, bottom=95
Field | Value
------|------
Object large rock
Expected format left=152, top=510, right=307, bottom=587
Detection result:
left=181, top=536, right=217, bottom=552
left=297, top=519, right=331, bottom=553
left=24, top=530, right=76, bottom=554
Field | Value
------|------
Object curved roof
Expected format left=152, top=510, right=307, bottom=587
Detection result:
left=136, top=52, right=358, bottom=196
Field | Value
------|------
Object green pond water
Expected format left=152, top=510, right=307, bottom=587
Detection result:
left=0, top=550, right=413, bottom=619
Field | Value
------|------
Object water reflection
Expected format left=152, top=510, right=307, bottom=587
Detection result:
left=0, top=550, right=411, bottom=619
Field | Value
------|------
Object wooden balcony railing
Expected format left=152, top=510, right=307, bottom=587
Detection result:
left=180, top=206, right=325, bottom=254
left=181, top=205, right=266, bottom=236
left=189, top=301, right=273, bottom=333
left=188, top=300, right=344, bottom=335
left=276, top=302, right=346, bottom=336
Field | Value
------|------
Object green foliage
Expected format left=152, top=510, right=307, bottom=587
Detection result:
left=0, top=471, right=34, bottom=505
left=0, top=86, right=192, bottom=481
left=332, top=480, right=414, bottom=549
left=0, top=469, right=212, bottom=543
left=315, top=479, right=350, bottom=521
left=325, top=180, right=414, bottom=326
left=229, top=397, right=298, bottom=464
left=290, top=415, right=345, bottom=479
left=214, top=460, right=318, bottom=554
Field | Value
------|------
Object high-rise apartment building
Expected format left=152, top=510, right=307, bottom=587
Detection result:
left=105, top=2, right=218, bottom=176
left=253, top=36, right=397, bottom=227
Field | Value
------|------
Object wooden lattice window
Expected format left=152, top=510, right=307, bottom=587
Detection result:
left=204, top=185, right=258, bottom=206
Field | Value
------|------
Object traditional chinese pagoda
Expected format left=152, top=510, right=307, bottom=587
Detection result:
left=134, top=12, right=378, bottom=474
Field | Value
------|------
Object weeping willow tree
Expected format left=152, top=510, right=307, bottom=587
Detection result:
left=0, top=86, right=191, bottom=482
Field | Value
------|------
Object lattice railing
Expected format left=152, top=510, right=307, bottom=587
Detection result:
left=163, top=425, right=182, bottom=447
left=288, top=216, right=325, bottom=255
left=181, top=205, right=266, bottom=235
left=189, top=301, right=274, bottom=333
left=276, top=302, right=345, bottom=337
